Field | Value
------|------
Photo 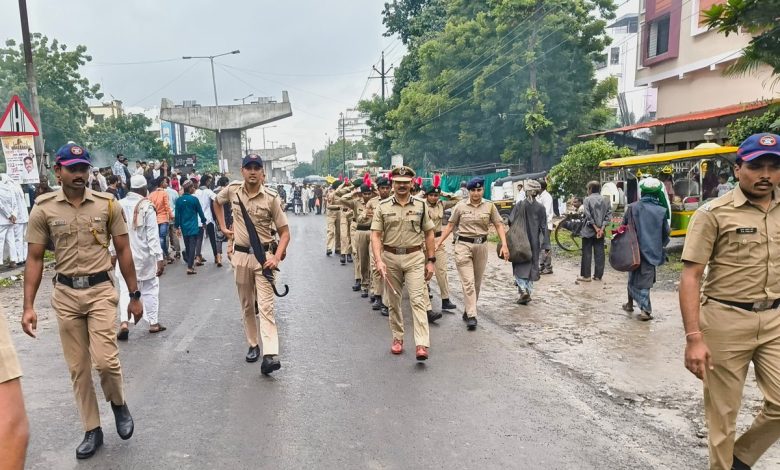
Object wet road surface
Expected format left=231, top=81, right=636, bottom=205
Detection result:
left=9, top=213, right=702, bottom=469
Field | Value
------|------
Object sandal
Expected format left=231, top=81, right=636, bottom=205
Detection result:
left=117, top=324, right=129, bottom=341
left=149, top=324, right=167, bottom=333
left=187, top=269, right=197, bottom=275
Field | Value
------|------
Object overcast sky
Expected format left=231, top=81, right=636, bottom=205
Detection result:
left=1, top=0, right=404, bottom=162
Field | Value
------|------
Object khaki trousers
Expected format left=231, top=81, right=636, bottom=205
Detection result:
left=232, top=251, right=279, bottom=356
left=353, top=230, right=371, bottom=289
left=382, top=251, right=429, bottom=347
left=340, top=211, right=353, bottom=254
left=433, top=240, right=450, bottom=299
left=370, top=247, right=383, bottom=297
left=52, top=281, right=124, bottom=431
left=169, top=226, right=181, bottom=253
left=326, top=209, right=340, bottom=252
left=351, top=226, right=360, bottom=279
left=701, top=298, right=780, bottom=470
left=454, top=241, right=488, bottom=317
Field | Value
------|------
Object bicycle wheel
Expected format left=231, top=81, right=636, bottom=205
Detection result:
left=554, top=216, right=582, bottom=252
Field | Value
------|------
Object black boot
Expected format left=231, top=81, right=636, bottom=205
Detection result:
left=441, top=299, right=457, bottom=310
left=326, top=249, right=332, bottom=256
left=369, top=294, right=376, bottom=303
left=352, top=279, right=361, bottom=291
left=361, top=288, right=369, bottom=298
left=261, top=355, right=281, bottom=375
left=245, top=345, right=260, bottom=363
left=372, top=296, right=382, bottom=310
left=427, top=310, right=442, bottom=323
left=111, top=403, right=134, bottom=440
left=732, top=455, right=751, bottom=470
left=346, top=254, right=353, bottom=263
left=466, top=317, right=478, bottom=330
left=76, top=427, right=103, bottom=459
left=380, top=305, right=389, bottom=316
left=340, top=255, right=347, bottom=265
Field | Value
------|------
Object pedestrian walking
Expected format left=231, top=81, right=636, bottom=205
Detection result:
left=148, top=177, right=174, bottom=264
left=368, top=177, right=392, bottom=316
left=214, top=154, right=290, bottom=375
left=340, top=184, right=355, bottom=264
left=508, top=180, right=549, bottom=305
left=622, top=177, right=670, bottom=321
left=578, top=181, right=611, bottom=282
left=336, top=181, right=376, bottom=297
left=9, top=177, right=29, bottom=265
left=0, top=304, right=29, bottom=470
left=537, top=180, right=554, bottom=275
left=22, top=143, right=140, bottom=459
left=325, top=180, right=342, bottom=256
left=437, top=177, right=509, bottom=330
left=165, top=177, right=181, bottom=259
left=422, top=183, right=460, bottom=311
left=174, top=180, right=207, bottom=275
left=371, top=166, right=436, bottom=360
left=194, top=175, right=220, bottom=266
left=0, top=174, right=19, bottom=268
left=314, top=184, right=323, bottom=215
left=679, top=133, right=780, bottom=470
left=113, top=175, right=167, bottom=339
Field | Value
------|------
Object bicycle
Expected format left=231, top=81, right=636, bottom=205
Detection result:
left=554, top=213, right=584, bottom=252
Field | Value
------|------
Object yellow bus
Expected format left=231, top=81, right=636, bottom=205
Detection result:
left=598, top=145, right=738, bottom=237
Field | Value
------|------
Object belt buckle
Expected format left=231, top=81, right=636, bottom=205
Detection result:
left=474, top=237, right=484, bottom=244
left=73, top=276, right=90, bottom=289
left=247, top=247, right=254, bottom=255
left=754, top=299, right=773, bottom=311
left=396, top=247, right=407, bottom=255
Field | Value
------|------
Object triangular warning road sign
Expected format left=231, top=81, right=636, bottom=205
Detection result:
left=0, top=95, right=39, bottom=136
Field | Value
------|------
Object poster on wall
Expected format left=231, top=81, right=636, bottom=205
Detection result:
left=1, top=135, right=40, bottom=184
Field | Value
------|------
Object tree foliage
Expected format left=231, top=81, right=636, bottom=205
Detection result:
left=726, top=108, right=780, bottom=145
left=292, top=162, right=316, bottom=179
left=0, top=34, right=103, bottom=152
left=187, top=130, right=218, bottom=173
left=311, top=139, right=372, bottom=176
left=547, top=137, right=632, bottom=197
left=84, top=114, right=169, bottom=164
left=704, top=0, right=780, bottom=78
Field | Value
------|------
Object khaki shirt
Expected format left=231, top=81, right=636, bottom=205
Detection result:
left=216, top=182, right=288, bottom=245
left=337, top=192, right=373, bottom=227
left=682, top=185, right=780, bottom=301
left=427, top=199, right=459, bottom=233
left=448, top=199, right=502, bottom=237
left=371, top=196, right=434, bottom=247
left=27, top=189, right=127, bottom=276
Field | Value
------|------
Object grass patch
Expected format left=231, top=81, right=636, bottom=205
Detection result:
left=44, top=251, right=55, bottom=262
left=488, top=234, right=500, bottom=244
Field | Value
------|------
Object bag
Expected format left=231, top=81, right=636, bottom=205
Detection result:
left=500, top=203, right=532, bottom=263
left=609, top=206, right=640, bottom=272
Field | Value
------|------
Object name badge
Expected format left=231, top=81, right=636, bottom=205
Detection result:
left=92, top=217, right=104, bottom=222
left=736, top=227, right=757, bottom=234
left=50, top=220, right=67, bottom=227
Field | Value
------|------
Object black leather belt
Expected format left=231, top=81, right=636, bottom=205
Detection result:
left=356, top=224, right=371, bottom=231
left=383, top=245, right=422, bottom=255
left=327, top=206, right=341, bottom=211
left=234, top=243, right=274, bottom=254
left=56, top=272, right=111, bottom=289
left=457, top=235, right=487, bottom=244
left=711, top=297, right=780, bottom=312
left=434, top=231, right=442, bottom=237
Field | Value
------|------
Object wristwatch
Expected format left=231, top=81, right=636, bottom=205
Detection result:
left=129, top=290, right=141, bottom=300
left=427, top=257, right=437, bottom=263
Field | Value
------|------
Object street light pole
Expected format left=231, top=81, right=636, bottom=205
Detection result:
left=182, top=49, right=240, bottom=171
left=260, top=125, right=276, bottom=150
left=340, top=111, right=347, bottom=178
left=234, top=93, right=254, bottom=153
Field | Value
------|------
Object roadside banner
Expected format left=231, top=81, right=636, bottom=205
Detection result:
left=1, top=135, right=40, bottom=184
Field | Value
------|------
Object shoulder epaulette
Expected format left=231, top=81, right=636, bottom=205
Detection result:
left=34, top=192, right=57, bottom=204
left=227, top=181, right=242, bottom=188
left=91, top=191, right=114, bottom=201
left=699, top=192, right=733, bottom=212
left=379, top=198, right=393, bottom=205
left=264, top=186, right=279, bottom=197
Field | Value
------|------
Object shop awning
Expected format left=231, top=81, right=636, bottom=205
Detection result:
left=579, top=100, right=776, bottom=138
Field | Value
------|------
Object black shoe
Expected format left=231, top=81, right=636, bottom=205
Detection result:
left=428, top=293, right=433, bottom=299
left=361, top=289, right=369, bottom=298
left=369, top=294, right=376, bottom=303
left=441, top=299, right=457, bottom=310
left=76, top=427, right=104, bottom=459
left=462, top=312, right=469, bottom=322
left=732, top=455, right=751, bottom=470
left=346, top=254, right=353, bottom=263
left=335, top=249, right=341, bottom=255
left=427, top=310, right=442, bottom=323
left=540, top=269, right=553, bottom=275
left=246, top=345, right=260, bottom=363
left=326, top=249, right=332, bottom=256
left=372, top=297, right=382, bottom=310
left=380, top=306, right=389, bottom=317
left=111, top=403, right=134, bottom=440
left=340, top=255, right=346, bottom=265
left=352, top=280, right=361, bottom=291
left=261, top=355, right=281, bottom=375
left=467, top=317, right=478, bottom=330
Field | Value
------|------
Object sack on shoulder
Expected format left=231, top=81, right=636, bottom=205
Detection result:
left=609, top=207, right=640, bottom=272
left=503, top=203, right=532, bottom=263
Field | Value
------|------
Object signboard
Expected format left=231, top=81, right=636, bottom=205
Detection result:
left=160, top=121, right=177, bottom=154
left=173, top=154, right=197, bottom=168
left=0, top=95, right=39, bottom=136
left=1, top=135, right=40, bottom=184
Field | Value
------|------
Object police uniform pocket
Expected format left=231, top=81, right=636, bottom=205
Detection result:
left=728, top=230, right=762, bottom=259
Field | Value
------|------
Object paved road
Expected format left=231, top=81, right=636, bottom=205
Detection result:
left=16, top=213, right=699, bottom=469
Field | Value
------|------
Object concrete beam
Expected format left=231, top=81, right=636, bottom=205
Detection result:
left=250, top=145, right=297, bottom=162
left=160, top=92, right=292, bottom=131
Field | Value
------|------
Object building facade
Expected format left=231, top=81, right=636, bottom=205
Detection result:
left=337, top=108, right=370, bottom=143
left=86, top=100, right=124, bottom=127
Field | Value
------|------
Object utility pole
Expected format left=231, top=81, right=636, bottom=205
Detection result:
left=371, top=52, right=394, bottom=101
left=18, top=0, right=45, bottom=172
left=340, top=112, right=346, bottom=177
left=234, top=93, right=253, bottom=154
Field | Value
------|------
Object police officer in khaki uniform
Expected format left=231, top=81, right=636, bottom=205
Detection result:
left=22, top=143, right=141, bottom=459
left=214, top=154, right=290, bottom=375
left=680, top=133, right=780, bottom=470
left=438, top=177, right=509, bottom=330
left=371, top=166, right=436, bottom=361
left=325, top=180, right=342, bottom=256
left=423, top=184, right=460, bottom=311
left=0, top=305, right=28, bottom=469
left=340, top=190, right=354, bottom=265
left=368, top=177, right=392, bottom=315
left=336, top=182, right=377, bottom=297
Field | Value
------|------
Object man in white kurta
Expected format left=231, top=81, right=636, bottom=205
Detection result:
left=10, top=179, right=28, bottom=264
left=0, top=175, right=18, bottom=267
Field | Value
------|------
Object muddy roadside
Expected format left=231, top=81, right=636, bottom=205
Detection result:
left=435, top=239, right=780, bottom=468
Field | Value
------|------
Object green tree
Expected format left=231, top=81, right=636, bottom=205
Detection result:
left=547, top=138, right=632, bottom=197
left=704, top=0, right=780, bottom=78
left=293, top=162, right=316, bottom=178
left=0, top=34, right=103, bottom=151
left=84, top=114, right=170, bottom=163
left=382, top=0, right=447, bottom=46
left=187, top=130, right=218, bottom=173
left=312, top=139, right=372, bottom=176
left=726, top=108, right=780, bottom=144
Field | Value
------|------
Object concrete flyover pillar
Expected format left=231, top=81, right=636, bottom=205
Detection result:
left=160, top=92, right=292, bottom=175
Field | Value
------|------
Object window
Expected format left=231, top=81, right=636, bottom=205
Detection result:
left=93, top=115, right=105, bottom=123
left=610, top=47, right=620, bottom=65
left=647, top=15, right=670, bottom=58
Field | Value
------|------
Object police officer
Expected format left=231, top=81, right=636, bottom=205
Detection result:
left=438, top=177, right=509, bottom=330
left=336, top=181, right=376, bottom=297
left=680, top=133, right=780, bottom=470
left=423, top=184, right=460, bottom=311
left=214, top=154, right=290, bottom=375
left=340, top=183, right=355, bottom=265
left=0, top=305, right=28, bottom=469
left=371, top=166, right=436, bottom=361
left=325, top=180, right=342, bottom=256
left=22, top=143, right=141, bottom=459
left=368, top=177, right=392, bottom=315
